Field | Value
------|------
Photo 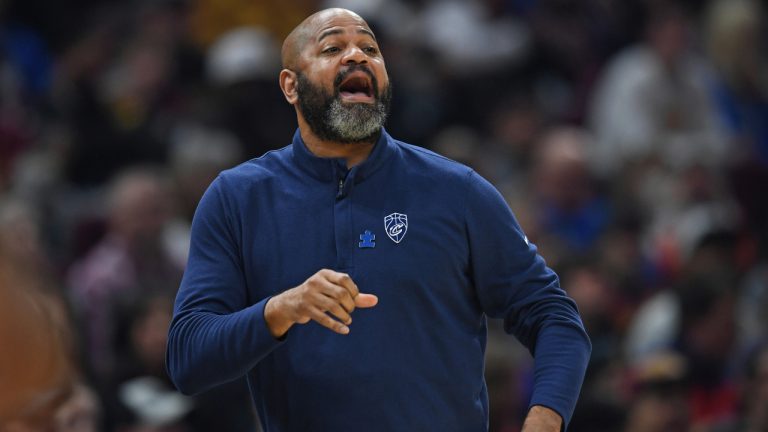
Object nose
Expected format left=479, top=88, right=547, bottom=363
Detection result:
left=341, top=45, right=368, bottom=65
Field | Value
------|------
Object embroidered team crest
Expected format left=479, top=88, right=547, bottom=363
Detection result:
left=384, top=213, right=408, bottom=244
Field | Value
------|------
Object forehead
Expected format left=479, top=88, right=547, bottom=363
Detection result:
left=309, top=13, right=376, bottom=42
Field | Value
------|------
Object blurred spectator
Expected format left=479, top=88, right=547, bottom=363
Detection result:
left=54, top=3, right=192, bottom=186
left=737, top=243, right=768, bottom=350
left=625, top=230, right=740, bottom=362
left=710, top=344, right=768, bottom=432
left=67, top=167, right=182, bottom=382
left=560, top=259, right=621, bottom=373
left=704, top=0, right=768, bottom=165
left=526, top=0, right=642, bottom=122
left=675, top=273, right=739, bottom=427
left=596, top=212, right=658, bottom=303
left=0, top=20, right=50, bottom=190
left=629, top=271, right=742, bottom=429
left=65, top=166, right=256, bottom=431
left=104, top=295, right=194, bottom=432
left=704, top=0, right=768, bottom=234
left=0, top=22, right=51, bottom=99
left=476, top=96, right=545, bottom=193
left=528, top=127, right=610, bottom=261
left=419, top=0, right=530, bottom=76
left=625, top=287, right=679, bottom=366
left=623, top=352, right=691, bottom=432
left=50, top=384, right=100, bottom=432
left=0, top=198, right=51, bottom=283
left=563, top=255, right=631, bottom=432
left=164, top=123, right=242, bottom=265
left=0, top=279, right=99, bottom=432
left=643, top=166, right=738, bottom=281
left=588, top=4, right=723, bottom=177
left=204, top=26, right=295, bottom=159
left=0, top=268, right=75, bottom=429
left=0, top=199, right=99, bottom=432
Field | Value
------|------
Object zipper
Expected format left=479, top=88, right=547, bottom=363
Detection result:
left=337, top=178, right=344, bottom=198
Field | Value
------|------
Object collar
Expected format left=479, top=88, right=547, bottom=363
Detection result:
left=290, top=128, right=397, bottom=183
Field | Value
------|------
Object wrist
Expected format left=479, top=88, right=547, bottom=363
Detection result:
left=522, top=405, right=562, bottom=432
left=264, top=294, right=294, bottom=339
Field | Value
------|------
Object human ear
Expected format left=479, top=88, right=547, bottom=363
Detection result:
left=279, top=69, right=299, bottom=105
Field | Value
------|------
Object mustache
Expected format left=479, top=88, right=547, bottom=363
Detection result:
left=333, top=65, right=379, bottom=98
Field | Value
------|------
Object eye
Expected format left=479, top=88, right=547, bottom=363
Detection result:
left=363, top=46, right=379, bottom=55
left=322, top=46, right=341, bottom=54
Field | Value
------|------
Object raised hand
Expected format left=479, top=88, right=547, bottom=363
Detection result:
left=264, top=269, right=378, bottom=338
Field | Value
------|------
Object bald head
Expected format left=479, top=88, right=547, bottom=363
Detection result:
left=281, top=8, right=372, bottom=70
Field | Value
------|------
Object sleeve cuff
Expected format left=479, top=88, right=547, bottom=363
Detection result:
left=248, top=296, right=287, bottom=357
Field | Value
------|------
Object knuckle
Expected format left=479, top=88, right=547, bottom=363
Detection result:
left=325, top=297, right=339, bottom=311
left=330, top=286, right=345, bottom=299
left=297, top=297, right=316, bottom=313
left=313, top=300, right=327, bottom=313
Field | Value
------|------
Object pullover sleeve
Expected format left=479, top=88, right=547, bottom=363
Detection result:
left=166, top=176, right=283, bottom=395
left=464, top=171, right=591, bottom=428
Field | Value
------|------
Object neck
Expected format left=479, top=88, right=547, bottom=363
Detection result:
left=297, top=119, right=377, bottom=168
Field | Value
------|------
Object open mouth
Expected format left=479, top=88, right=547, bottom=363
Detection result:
left=338, top=72, right=374, bottom=102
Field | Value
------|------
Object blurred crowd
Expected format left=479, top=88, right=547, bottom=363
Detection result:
left=1, top=0, right=767, bottom=431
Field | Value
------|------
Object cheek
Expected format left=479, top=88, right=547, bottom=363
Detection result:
left=377, top=68, right=389, bottom=88
left=302, top=63, right=333, bottom=84
left=368, top=59, right=387, bottom=83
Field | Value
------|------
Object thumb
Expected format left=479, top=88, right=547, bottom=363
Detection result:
left=354, top=293, right=378, bottom=308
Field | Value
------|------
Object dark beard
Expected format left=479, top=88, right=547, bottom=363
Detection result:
left=296, top=66, right=392, bottom=144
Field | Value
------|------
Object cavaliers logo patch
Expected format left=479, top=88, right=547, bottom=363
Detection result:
left=384, top=213, right=408, bottom=244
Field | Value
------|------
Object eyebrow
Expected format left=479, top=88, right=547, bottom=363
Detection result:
left=317, top=27, right=377, bottom=43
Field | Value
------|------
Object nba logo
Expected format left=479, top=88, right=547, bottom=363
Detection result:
left=384, top=213, right=408, bottom=244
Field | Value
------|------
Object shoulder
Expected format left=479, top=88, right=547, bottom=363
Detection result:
left=196, top=145, right=292, bottom=213
left=391, top=138, right=474, bottom=181
left=387, top=136, right=505, bottom=207
left=209, top=145, right=294, bottom=201
left=218, top=145, right=292, bottom=186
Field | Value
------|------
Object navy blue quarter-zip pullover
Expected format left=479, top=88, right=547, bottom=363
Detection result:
left=167, top=129, right=591, bottom=431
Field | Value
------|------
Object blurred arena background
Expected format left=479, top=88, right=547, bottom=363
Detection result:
left=1, top=0, right=767, bottom=431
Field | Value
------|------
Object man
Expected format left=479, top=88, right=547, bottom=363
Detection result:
left=167, top=8, right=590, bottom=431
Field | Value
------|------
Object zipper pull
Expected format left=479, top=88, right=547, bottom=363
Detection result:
left=337, top=178, right=344, bottom=198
